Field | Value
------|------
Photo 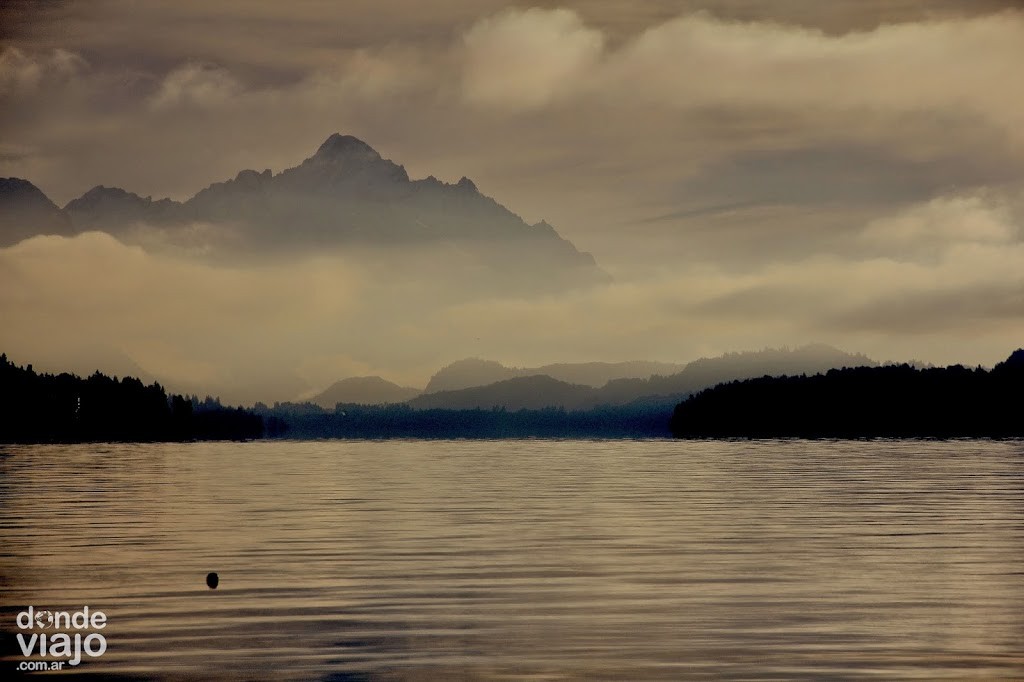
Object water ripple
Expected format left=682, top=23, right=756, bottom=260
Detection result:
left=1, top=440, right=1023, bottom=679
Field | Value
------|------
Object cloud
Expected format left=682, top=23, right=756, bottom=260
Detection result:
left=691, top=192, right=1024, bottom=342
left=460, top=8, right=604, bottom=110
left=148, top=63, right=243, bottom=110
left=0, top=47, right=86, bottom=97
left=604, top=12, right=1024, bottom=137
left=446, top=7, right=1024, bottom=138
left=3, top=8, right=1022, bottom=223
left=861, top=193, right=1019, bottom=254
left=0, top=232, right=363, bottom=399
left=4, top=188, right=1021, bottom=405
left=455, top=8, right=1024, bottom=145
left=423, top=189, right=1024, bottom=369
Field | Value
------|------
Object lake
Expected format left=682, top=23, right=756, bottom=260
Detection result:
left=1, top=440, right=1022, bottom=680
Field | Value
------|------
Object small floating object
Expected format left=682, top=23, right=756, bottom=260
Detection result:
left=206, top=572, right=219, bottom=589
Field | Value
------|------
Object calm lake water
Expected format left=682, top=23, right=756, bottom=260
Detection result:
left=1, top=440, right=1022, bottom=680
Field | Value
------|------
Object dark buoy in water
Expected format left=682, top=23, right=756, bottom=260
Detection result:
left=206, top=572, right=219, bottom=589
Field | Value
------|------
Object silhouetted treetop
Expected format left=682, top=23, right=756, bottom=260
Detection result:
left=0, top=354, right=261, bottom=443
left=671, top=350, right=1024, bottom=438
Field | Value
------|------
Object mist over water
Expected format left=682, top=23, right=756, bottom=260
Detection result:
left=2, top=440, right=1023, bottom=679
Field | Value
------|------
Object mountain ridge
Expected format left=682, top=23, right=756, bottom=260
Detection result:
left=310, top=376, right=421, bottom=408
left=410, top=375, right=594, bottom=411
left=0, top=177, right=75, bottom=245
left=410, top=345, right=877, bottom=411
left=423, top=358, right=688, bottom=393
left=2, top=135, right=606, bottom=290
left=2, top=135, right=606, bottom=288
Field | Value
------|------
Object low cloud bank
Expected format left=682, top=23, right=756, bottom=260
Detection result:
left=2, top=189, right=1021, bottom=403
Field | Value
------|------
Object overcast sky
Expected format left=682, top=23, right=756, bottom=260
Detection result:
left=2, top=1, right=1023, bottom=402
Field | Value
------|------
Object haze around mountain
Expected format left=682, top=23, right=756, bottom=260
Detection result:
left=2, top=2, right=1023, bottom=403
left=4, top=135, right=605, bottom=296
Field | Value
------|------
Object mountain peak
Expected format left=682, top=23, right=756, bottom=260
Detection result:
left=532, top=220, right=556, bottom=235
left=310, top=375, right=421, bottom=408
left=0, top=177, right=74, bottom=245
left=66, top=185, right=159, bottom=211
left=291, top=134, right=410, bottom=186
left=313, top=134, right=381, bottom=163
left=0, top=177, right=45, bottom=197
left=995, top=348, right=1024, bottom=372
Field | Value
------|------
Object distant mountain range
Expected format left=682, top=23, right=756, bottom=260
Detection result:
left=304, top=359, right=687, bottom=408
left=4, top=347, right=1018, bottom=442
left=1, top=134, right=606, bottom=290
left=596, top=343, right=877, bottom=404
left=409, top=345, right=875, bottom=410
left=422, top=358, right=687, bottom=393
left=313, top=345, right=875, bottom=410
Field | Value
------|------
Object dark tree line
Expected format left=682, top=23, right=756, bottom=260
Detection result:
left=254, top=402, right=673, bottom=439
left=671, top=350, right=1024, bottom=438
left=7, top=348, right=1021, bottom=443
left=0, top=354, right=263, bottom=443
